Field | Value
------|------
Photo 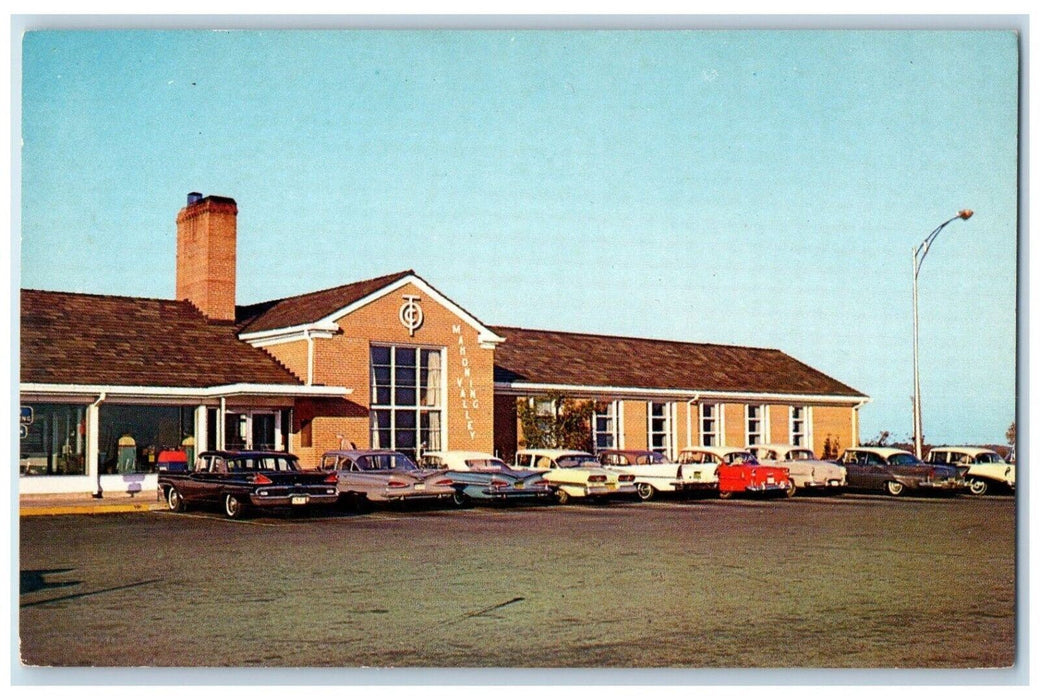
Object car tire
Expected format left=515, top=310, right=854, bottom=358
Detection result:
left=352, top=494, right=372, bottom=514
left=786, top=482, right=797, bottom=498
left=635, top=483, right=656, bottom=501
left=452, top=490, right=470, bottom=508
left=166, top=487, right=186, bottom=513
left=718, top=490, right=734, bottom=499
left=556, top=489, right=570, bottom=505
left=884, top=480, right=905, bottom=497
left=968, top=478, right=989, bottom=496
left=224, top=493, right=247, bottom=519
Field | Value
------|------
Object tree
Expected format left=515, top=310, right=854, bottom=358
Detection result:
left=863, top=430, right=891, bottom=447
left=821, top=434, right=842, bottom=460
left=1006, top=421, right=1016, bottom=445
left=517, top=393, right=595, bottom=453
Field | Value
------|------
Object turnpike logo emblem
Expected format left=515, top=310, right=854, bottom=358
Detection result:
left=399, top=295, right=424, bottom=336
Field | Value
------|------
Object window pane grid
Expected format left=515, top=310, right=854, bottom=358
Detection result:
left=746, top=404, right=765, bottom=446
left=648, top=402, right=672, bottom=458
left=370, top=345, right=442, bottom=460
left=593, top=402, right=617, bottom=450
left=700, top=403, right=719, bottom=447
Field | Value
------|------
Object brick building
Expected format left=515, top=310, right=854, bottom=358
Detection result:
left=18, top=193, right=869, bottom=496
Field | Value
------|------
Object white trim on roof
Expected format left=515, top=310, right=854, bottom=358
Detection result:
left=238, top=321, right=339, bottom=345
left=20, top=382, right=352, bottom=400
left=494, top=381, right=869, bottom=405
left=237, top=275, right=506, bottom=348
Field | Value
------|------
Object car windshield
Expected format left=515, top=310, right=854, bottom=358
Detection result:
left=556, top=455, right=595, bottom=468
left=723, top=452, right=757, bottom=465
left=465, top=458, right=508, bottom=471
left=887, top=453, right=921, bottom=466
left=635, top=453, right=667, bottom=464
left=788, top=449, right=816, bottom=461
left=229, top=455, right=300, bottom=472
left=357, top=453, right=418, bottom=471
left=974, top=451, right=1005, bottom=464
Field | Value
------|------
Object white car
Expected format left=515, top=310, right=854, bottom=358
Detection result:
left=596, top=449, right=717, bottom=501
left=513, top=448, right=637, bottom=504
left=925, top=446, right=1015, bottom=496
left=747, top=443, right=847, bottom=496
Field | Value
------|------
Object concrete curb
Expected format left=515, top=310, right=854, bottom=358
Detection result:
left=20, top=500, right=165, bottom=517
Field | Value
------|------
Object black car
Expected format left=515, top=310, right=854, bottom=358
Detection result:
left=158, top=450, right=339, bottom=518
left=838, top=447, right=966, bottom=496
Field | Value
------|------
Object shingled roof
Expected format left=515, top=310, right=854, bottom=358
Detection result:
left=21, top=290, right=303, bottom=387
left=490, top=326, right=866, bottom=398
left=236, top=269, right=415, bottom=334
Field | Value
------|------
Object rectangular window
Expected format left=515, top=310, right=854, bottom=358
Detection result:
left=700, top=403, right=720, bottom=447
left=371, top=345, right=443, bottom=461
left=790, top=406, right=810, bottom=447
left=647, top=402, right=673, bottom=458
left=746, top=404, right=766, bottom=446
left=99, top=404, right=195, bottom=474
left=592, top=401, right=619, bottom=451
left=19, top=403, right=88, bottom=476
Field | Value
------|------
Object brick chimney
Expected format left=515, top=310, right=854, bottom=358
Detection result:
left=176, top=192, right=238, bottom=322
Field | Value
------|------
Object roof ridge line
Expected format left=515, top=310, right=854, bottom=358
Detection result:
left=489, top=324, right=781, bottom=353
left=237, top=269, right=415, bottom=310
left=22, top=288, right=190, bottom=304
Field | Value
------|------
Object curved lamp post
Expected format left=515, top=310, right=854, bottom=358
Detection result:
left=912, top=209, right=973, bottom=458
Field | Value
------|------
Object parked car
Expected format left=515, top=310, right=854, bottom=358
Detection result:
left=925, top=446, right=1015, bottom=496
left=420, top=451, right=555, bottom=505
left=747, top=443, right=847, bottom=496
left=513, top=448, right=637, bottom=504
left=156, top=449, right=189, bottom=472
left=837, top=447, right=966, bottom=496
left=318, top=449, right=456, bottom=507
left=677, top=447, right=791, bottom=499
left=157, top=450, right=339, bottom=519
left=597, top=448, right=717, bottom=501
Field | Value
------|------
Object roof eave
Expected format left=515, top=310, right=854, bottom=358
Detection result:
left=493, top=381, right=869, bottom=404
left=20, top=382, right=352, bottom=401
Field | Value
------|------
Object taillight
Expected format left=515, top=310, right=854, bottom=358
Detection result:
left=324, top=472, right=339, bottom=484
left=387, top=479, right=409, bottom=488
left=588, top=474, right=607, bottom=483
left=490, top=478, right=509, bottom=488
left=434, top=478, right=454, bottom=486
left=251, top=473, right=273, bottom=485
left=531, top=480, right=548, bottom=488
left=618, top=474, right=635, bottom=482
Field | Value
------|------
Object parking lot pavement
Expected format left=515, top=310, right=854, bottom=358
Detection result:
left=18, top=493, right=1016, bottom=670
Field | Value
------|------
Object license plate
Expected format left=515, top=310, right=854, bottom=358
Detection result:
left=514, top=482, right=524, bottom=489
left=414, top=483, right=426, bottom=491
left=607, top=483, right=617, bottom=490
left=291, top=495, right=309, bottom=506
left=767, top=476, right=775, bottom=484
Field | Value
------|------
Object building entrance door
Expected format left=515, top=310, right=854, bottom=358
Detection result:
left=223, top=411, right=281, bottom=451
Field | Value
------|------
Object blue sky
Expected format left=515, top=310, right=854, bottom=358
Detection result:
left=18, top=29, right=1019, bottom=444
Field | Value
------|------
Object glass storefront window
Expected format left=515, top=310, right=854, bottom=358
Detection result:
left=19, top=403, right=88, bottom=476
left=99, top=405, right=194, bottom=474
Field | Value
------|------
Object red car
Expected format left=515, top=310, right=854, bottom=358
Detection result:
left=677, top=447, right=791, bottom=499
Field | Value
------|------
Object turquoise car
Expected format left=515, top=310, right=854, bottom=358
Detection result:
left=420, top=451, right=555, bottom=506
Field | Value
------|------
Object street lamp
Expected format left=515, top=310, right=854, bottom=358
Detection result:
left=912, top=209, right=973, bottom=458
